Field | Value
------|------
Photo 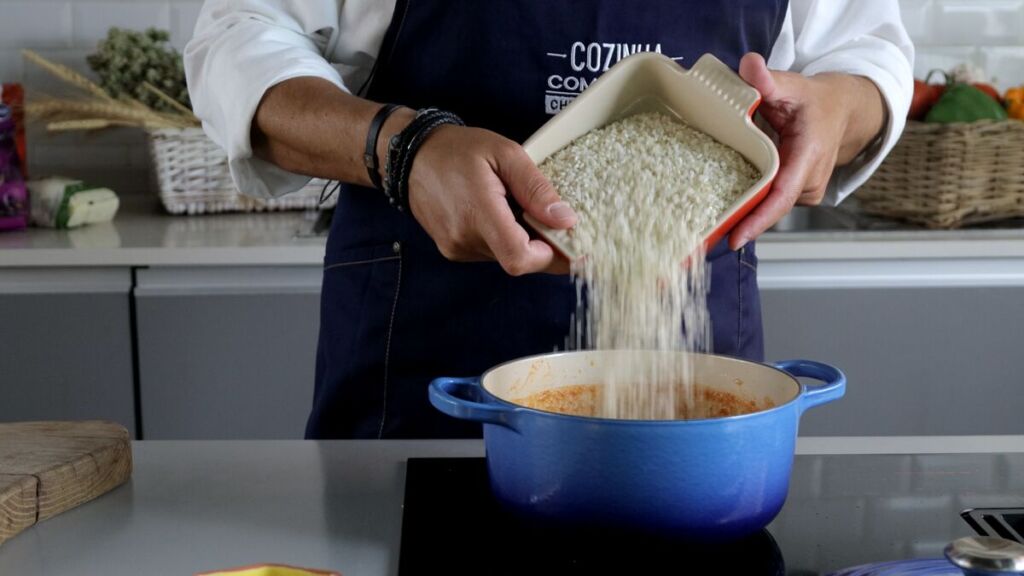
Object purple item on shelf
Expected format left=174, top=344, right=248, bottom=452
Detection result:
left=0, top=102, right=28, bottom=231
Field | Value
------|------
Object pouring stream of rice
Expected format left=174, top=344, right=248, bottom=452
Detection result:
left=538, top=112, right=758, bottom=420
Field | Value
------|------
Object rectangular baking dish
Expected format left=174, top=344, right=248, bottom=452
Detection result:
left=522, top=52, right=780, bottom=260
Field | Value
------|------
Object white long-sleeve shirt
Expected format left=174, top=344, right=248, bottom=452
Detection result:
left=185, top=0, right=914, bottom=204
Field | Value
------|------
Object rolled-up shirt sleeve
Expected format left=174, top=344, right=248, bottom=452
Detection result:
left=770, top=0, right=915, bottom=206
left=184, top=0, right=346, bottom=198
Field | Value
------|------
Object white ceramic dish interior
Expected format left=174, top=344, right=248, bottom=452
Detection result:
left=522, top=52, right=781, bottom=260
left=482, top=349, right=799, bottom=419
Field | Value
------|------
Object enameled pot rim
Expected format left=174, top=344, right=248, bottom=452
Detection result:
left=477, top=350, right=804, bottom=427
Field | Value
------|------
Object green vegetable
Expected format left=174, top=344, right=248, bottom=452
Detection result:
left=86, top=27, right=190, bottom=112
left=925, top=83, right=1008, bottom=124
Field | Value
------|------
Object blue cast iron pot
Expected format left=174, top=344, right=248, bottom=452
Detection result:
left=429, top=350, right=845, bottom=541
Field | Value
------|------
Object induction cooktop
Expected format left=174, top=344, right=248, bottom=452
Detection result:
left=398, top=453, right=1024, bottom=575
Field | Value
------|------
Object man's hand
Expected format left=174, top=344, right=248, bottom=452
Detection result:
left=252, top=78, right=575, bottom=277
left=730, top=53, right=887, bottom=250
left=407, top=125, right=577, bottom=276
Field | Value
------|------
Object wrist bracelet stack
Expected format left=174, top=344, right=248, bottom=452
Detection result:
left=383, top=108, right=465, bottom=211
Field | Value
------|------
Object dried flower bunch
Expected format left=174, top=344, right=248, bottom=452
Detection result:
left=87, top=27, right=190, bottom=113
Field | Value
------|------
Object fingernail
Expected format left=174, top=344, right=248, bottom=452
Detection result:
left=547, top=201, right=577, bottom=222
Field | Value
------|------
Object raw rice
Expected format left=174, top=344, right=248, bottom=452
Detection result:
left=538, top=112, right=758, bottom=420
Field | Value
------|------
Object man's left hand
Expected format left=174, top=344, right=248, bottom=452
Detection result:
left=730, top=52, right=887, bottom=250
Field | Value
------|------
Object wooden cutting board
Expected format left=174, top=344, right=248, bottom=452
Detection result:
left=0, top=420, right=132, bottom=547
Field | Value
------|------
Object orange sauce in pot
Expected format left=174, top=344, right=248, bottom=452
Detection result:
left=511, top=384, right=773, bottom=420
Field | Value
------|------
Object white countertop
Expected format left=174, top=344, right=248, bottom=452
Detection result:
left=4, top=197, right=1024, bottom=268
left=0, top=198, right=327, bottom=267
left=0, top=437, right=1022, bottom=576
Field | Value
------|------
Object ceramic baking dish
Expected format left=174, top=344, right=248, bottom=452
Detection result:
left=522, top=52, right=780, bottom=260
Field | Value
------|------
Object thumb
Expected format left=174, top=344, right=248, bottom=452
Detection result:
left=739, top=52, right=779, bottom=101
left=495, top=146, right=578, bottom=230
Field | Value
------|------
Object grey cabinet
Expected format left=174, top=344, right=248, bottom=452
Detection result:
left=762, top=284, right=1024, bottom=436
left=134, top=267, right=321, bottom=439
left=6, top=256, right=1020, bottom=440
left=0, top=268, right=136, bottom=434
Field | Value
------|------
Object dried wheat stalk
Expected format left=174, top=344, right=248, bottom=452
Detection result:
left=21, top=49, right=115, bottom=102
left=27, top=98, right=192, bottom=129
left=143, top=81, right=199, bottom=122
left=47, top=119, right=136, bottom=131
left=20, top=49, right=199, bottom=131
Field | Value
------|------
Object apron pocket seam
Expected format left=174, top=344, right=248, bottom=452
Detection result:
left=737, top=245, right=753, bottom=352
left=737, top=249, right=745, bottom=354
left=377, top=250, right=404, bottom=439
left=324, top=255, right=400, bottom=270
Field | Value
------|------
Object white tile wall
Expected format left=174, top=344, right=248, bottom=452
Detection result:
left=72, top=1, right=172, bottom=46
left=0, top=2, right=73, bottom=49
left=905, top=0, right=1024, bottom=89
left=0, top=0, right=1021, bottom=196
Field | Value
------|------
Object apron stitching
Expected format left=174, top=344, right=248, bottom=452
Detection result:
left=739, top=260, right=758, bottom=272
left=324, top=255, right=400, bottom=270
left=377, top=251, right=404, bottom=439
left=737, top=249, right=745, bottom=354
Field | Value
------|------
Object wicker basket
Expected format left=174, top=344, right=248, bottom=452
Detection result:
left=147, top=127, right=336, bottom=215
left=857, top=120, right=1024, bottom=228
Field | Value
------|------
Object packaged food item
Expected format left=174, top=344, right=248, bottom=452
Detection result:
left=28, top=177, right=119, bottom=229
left=1, top=83, right=26, bottom=176
left=0, top=97, right=28, bottom=231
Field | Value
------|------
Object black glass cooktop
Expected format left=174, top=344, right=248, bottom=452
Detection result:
left=399, top=453, right=1024, bottom=575
left=399, top=457, right=785, bottom=574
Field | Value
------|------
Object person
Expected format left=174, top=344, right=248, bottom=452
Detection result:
left=185, top=1, right=914, bottom=439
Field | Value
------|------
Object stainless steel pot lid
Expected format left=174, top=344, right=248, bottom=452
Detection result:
left=830, top=558, right=965, bottom=576
left=830, top=537, right=1024, bottom=576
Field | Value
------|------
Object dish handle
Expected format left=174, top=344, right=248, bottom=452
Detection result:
left=429, top=377, right=522, bottom=431
left=772, top=359, right=847, bottom=414
left=688, top=53, right=763, bottom=119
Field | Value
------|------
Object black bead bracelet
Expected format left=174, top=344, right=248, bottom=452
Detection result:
left=383, top=108, right=465, bottom=211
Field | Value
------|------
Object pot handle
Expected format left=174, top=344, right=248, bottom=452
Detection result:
left=772, top=360, right=846, bottom=414
left=429, top=377, right=521, bottom=431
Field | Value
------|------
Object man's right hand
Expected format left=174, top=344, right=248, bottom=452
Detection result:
left=405, top=125, right=577, bottom=276
left=251, top=80, right=574, bottom=275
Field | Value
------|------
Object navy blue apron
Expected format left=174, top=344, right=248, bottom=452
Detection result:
left=307, top=0, right=788, bottom=439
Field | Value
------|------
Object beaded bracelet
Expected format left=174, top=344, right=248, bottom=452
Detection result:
left=384, top=108, right=465, bottom=211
